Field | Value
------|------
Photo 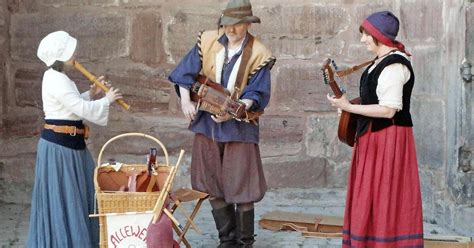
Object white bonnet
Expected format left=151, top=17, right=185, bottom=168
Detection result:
left=37, top=31, right=77, bottom=66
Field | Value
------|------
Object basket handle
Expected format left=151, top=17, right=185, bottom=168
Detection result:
left=97, top=132, right=170, bottom=167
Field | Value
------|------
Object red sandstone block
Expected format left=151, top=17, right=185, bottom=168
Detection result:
left=468, top=7, right=474, bottom=56
left=166, top=6, right=222, bottom=63
left=104, top=66, right=172, bottom=112
left=10, top=12, right=128, bottom=62
left=251, top=4, right=348, bottom=59
left=410, top=47, right=443, bottom=96
left=131, top=11, right=165, bottom=65
left=400, top=2, right=443, bottom=41
left=263, top=156, right=329, bottom=188
left=41, top=0, right=87, bottom=7
left=0, top=136, right=38, bottom=158
left=87, top=116, right=193, bottom=159
left=1, top=112, right=41, bottom=138
left=410, top=98, right=445, bottom=169
left=14, top=68, right=43, bottom=108
left=306, top=114, right=352, bottom=161
left=259, top=115, right=304, bottom=157
left=271, top=61, right=333, bottom=112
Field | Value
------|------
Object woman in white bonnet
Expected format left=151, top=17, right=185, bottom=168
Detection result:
left=27, top=30, right=121, bottom=247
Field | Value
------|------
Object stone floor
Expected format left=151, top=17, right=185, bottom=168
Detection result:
left=0, top=188, right=461, bottom=248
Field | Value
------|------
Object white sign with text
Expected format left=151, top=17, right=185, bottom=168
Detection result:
left=106, top=213, right=152, bottom=248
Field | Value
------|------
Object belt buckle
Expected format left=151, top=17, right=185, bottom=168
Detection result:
left=84, top=125, right=90, bottom=139
left=69, top=126, right=77, bottom=136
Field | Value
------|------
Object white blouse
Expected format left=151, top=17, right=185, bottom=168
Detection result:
left=368, top=51, right=411, bottom=111
left=42, top=68, right=110, bottom=126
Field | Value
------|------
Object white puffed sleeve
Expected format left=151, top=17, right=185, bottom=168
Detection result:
left=43, top=70, right=111, bottom=126
left=376, top=63, right=411, bottom=111
left=80, top=90, right=91, bottom=101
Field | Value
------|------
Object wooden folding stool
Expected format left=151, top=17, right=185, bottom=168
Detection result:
left=170, top=188, right=210, bottom=248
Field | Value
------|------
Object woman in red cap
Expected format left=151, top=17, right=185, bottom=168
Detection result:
left=327, top=11, right=423, bottom=247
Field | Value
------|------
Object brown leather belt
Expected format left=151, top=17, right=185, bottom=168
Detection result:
left=44, top=124, right=90, bottom=139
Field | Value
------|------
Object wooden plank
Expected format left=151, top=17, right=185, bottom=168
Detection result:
left=258, top=210, right=343, bottom=233
left=425, top=235, right=473, bottom=248
left=425, top=240, right=474, bottom=248
left=260, top=211, right=474, bottom=248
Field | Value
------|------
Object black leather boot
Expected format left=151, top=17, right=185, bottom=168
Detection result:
left=211, top=204, right=238, bottom=248
left=235, top=209, right=255, bottom=248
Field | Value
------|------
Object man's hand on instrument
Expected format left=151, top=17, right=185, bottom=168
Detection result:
left=180, top=98, right=197, bottom=121
left=211, top=113, right=232, bottom=123
left=327, top=93, right=351, bottom=112
left=240, top=99, right=254, bottom=110
left=105, top=87, right=123, bottom=103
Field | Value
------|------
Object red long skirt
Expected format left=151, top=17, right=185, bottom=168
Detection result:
left=342, top=125, right=424, bottom=247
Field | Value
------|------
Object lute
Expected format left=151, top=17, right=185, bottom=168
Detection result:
left=321, top=59, right=360, bottom=147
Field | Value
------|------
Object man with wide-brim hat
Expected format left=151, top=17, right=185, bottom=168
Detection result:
left=218, top=0, right=261, bottom=26
left=169, top=0, right=275, bottom=247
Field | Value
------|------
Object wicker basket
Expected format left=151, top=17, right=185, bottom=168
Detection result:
left=94, top=133, right=170, bottom=248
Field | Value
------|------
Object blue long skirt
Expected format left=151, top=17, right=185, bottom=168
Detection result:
left=27, top=138, right=99, bottom=247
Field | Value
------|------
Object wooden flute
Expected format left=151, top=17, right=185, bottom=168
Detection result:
left=72, top=61, right=131, bottom=111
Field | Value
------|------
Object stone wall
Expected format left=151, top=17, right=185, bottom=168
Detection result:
left=443, top=1, right=474, bottom=236
left=0, top=1, right=7, bottom=126
left=0, top=0, right=10, bottom=204
left=0, top=0, right=472, bottom=236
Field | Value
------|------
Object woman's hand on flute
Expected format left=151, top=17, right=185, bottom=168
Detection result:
left=105, top=87, right=123, bottom=104
left=89, top=76, right=112, bottom=100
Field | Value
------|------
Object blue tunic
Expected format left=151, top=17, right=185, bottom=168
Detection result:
left=169, top=34, right=272, bottom=144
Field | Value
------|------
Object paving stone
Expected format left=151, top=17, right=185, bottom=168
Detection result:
left=0, top=187, right=463, bottom=247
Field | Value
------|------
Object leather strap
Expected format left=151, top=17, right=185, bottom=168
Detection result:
left=223, top=6, right=252, bottom=18
left=279, top=221, right=342, bottom=238
left=231, top=34, right=254, bottom=100
left=44, top=124, right=89, bottom=139
left=146, top=175, right=157, bottom=193
left=335, top=59, right=376, bottom=78
left=336, top=50, right=399, bottom=78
